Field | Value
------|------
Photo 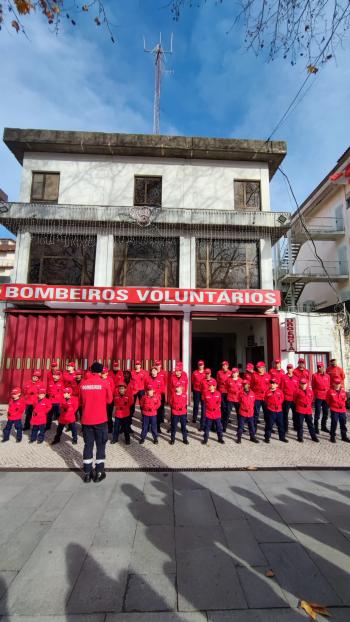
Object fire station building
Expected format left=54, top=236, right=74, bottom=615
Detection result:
left=0, top=128, right=346, bottom=400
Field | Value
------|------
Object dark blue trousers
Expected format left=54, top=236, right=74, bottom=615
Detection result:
left=107, top=402, right=114, bottom=433
left=220, top=392, right=228, bottom=421
left=192, top=390, right=204, bottom=422
left=157, top=394, right=166, bottom=424
left=203, top=418, right=223, bottom=442
left=282, top=400, right=297, bottom=432
left=82, top=422, right=108, bottom=473
left=55, top=422, right=78, bottom=441
left=3, top=419, right=22, bottom=441
left=46, top=402, right=61, bottom=431
left=23, top=404, right=33, bottom=430
left=130, top=390, right=145, bottom=419
left=296, top=413, right=317, bottom=440
left=237, top=416, right=255, bottom=439
left=171, top=414, right=187, bottom=440
left=314, top=398, right=329, bottom=429
left=30, top=424, right=46, bottom=442
left=254, top=399, right=268, bottom=431
left=330, top=411, right=348, bottom=440
left=113, top=416, right=131, bottom=442
left=265, top=410, right=285, bottom=441
left=141, top=415, right=157, bottom=440
left=225, top=401, right=240, bottom=429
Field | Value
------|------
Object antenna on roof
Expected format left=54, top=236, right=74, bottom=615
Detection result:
left=144, top=33, right=173, bottom=135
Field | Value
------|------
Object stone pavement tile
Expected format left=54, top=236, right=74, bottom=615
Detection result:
left=30, top=491, right=72, bottom=522
left=52, top=486, right=113, bottom=534
left=210, top=489, right=246, bottom=521
left=173, top=472, right=206, bottom=490
left=256, top=485, right=329, bottom=524
left=124, top=573, right=176, bottom=612
left=130, top=525, right=175, bottom=574
left=175, top=489, right=218, bottom=526
left=208, top=609, right=305, bottom=621
left=52, top=472, right=88, bottom=491
left=0, top=616, right=105, bottom=621
left=321, top=609, right=350, bottom=621
left=261, top=542, right=343, bottom=607
left=133, top=495, right=174, bottom=526
left=221, top=520, right=267, bottom=566
left=250, top=471, right=286, bottom=485
left=143, top=473, right=173, bottom=497
left=290, top=523, right=350, bottom=604
left=93, top=506, right=138, bottom=550
left=0, top=505, right=40, bottom=547
left=106, top=614, right=207, bottom=621
left=237, top=566, right=289, bottom=608
left=0, top=571, right=17, bottom=599
left=177, top=546, right=247, bottom=611
left=300, top=470, right=350, bottom=485
left=0, top=520, right=51, bottom=571
left=245, top=503, right=296, bottom=543
left=66, top=547, right=129, bottom=614
left=0, top=485, right=27, bottom=507
left=175, top=525, right=226, bottom=553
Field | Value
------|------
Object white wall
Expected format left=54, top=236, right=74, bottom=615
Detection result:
left=20, top=153, right=271, bottom=212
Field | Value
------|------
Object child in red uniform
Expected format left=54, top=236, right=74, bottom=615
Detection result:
left=47, top=369, right=64, bottom=430
left=130, top=360, right=149, bottom=422
left=23, top=370, right=41, bottom=430
left=139, top=384, right=161, bottom=444
left=154, top=359, right=167, bottom=425
left=170, top=382, right=188, bottom=445
left=237, top=379, right=259, bottom=444
left=51, top=387, right=78, bottom=444
left=2, top=387, right=25, bottom=443
left=148, top=366, right=166, bottom=432
left=30, top=385, right=52, bottom=443
left=326, top=376, right=350, bottom=443
left=108, top=361, right=124, bottom=387
left=294, top=377, right=318, bottom=443
left=264, top=378, right=288, bottom=443
left=216, top=360, right=231, bottom=423
left=199, top=368, right=213, bottom=430
left=191, top=360, right=205, bottom=423
left=225, top=368, right=242, bottom=430
left=312, top=361, right=331, bottom=434
left=112, top=382, right=133, bottom=444
left=202, top=379, right=224, bottom=445
left=102, top=366, right=115, bottom=434
left=280, top=364, right=299, bottom=432
left=251, top=362, right=270, bottom=430
left=63, top=362, right=78, bottom=396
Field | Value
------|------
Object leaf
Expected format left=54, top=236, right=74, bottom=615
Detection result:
left=265, top=569, right=275, bottom=577
left=245, top=465, right=258, bottom=471
left=299, top=600, right=317, bottom=620
left=307, top=64, right=318, bottom=74
left=82, top=4, right=89, bottom=11
left=308, top=603, right=330, bottom=616
left=11, top=19, right=20, bottom=32
left=94, top=16, right=101, bottom=26
left=14, top=0, right=33, bottom=15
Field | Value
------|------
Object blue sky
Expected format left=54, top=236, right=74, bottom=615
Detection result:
left=0, top=0, right=349, bottom=236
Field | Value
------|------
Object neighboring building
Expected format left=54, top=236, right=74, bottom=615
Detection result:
left=0, top=238, right=16, bottom=283
left=0, top=189, right=8, bottom=202
left=275, top=147, right=350, bottom=311
left=0, top=128, right=347, bottom=399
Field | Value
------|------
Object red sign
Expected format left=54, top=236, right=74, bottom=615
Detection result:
left=0, top=284, right=281, bottom=307
left=285, top=317, right=296, bottom=351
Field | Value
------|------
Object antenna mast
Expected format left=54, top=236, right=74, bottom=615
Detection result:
left=144, top=33, right=173, bottom=134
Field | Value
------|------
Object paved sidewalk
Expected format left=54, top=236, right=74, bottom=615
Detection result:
left=1, top=409, right=350, bottom=470
left=0, top=468, right=350, bottom=620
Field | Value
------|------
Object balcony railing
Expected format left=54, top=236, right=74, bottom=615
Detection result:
left=292, top=216, right=345, bottom=234
left=280, top=260, right=348, bottom=278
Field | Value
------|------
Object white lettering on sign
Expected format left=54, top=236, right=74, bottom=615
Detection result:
left=285, top=317, right=297, bottom=351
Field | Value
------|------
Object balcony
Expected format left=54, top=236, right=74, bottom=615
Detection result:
left=280, top=260, right=349, bottom=283
left=292, top=216, right=345, bottom=242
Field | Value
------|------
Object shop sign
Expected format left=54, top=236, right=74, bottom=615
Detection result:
left=0, top=284, right=281, bottom=307
left=286, top=317, right=297, bottom=351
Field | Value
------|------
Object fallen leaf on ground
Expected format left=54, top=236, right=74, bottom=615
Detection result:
left=245, top=465, right=258, bottom=471
left=298, top=599, right=330, bottom=619
left=265, top=569, right=275, bottom=577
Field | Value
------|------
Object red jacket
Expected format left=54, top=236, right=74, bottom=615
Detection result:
left=326, top=365, right=345, bottom=386
left=79, top=374, right=113, bottom=425
left=280, top=374, right=299, bottom=401
left=269, top=368, right=284, bottom=382
left=170, top=372, right=188, bottom=397
left=47, top=379, right=64, bottom=403
left=251, top=372, right=270, bottom=400
left=62, top=371, right=79, bottom=396
left=200, top=378, right=212, bottom=399
left=131, top=369, right=149, bottom=393
left=108, top=369, right=125, bottom=387
left=238, top=389, right=255, bottom=418
left=7, top=397, right=26, bottom=421
left=104, top=375, right=115, bottom=403
left=23, top=380, right=40, bottom=406
left=226, top=377, right=243, bottom=402
left=147, top=375, right=165, bottom=395
left=326, top=387, right=347, bottom=413
left=216, top=370, right=232, bottom=393
left=294, top=387, right=313, bottom=415
left=156, top=369, right=167, bottom=393
left=140, top=393, right=161, bottom=417
left=312, top=372, right=331, bottom=400
left=31, top=397, right=52, bottom=426
left=293, top=367, right=310, bottom=383
left=203, top=390, right=222, bottom=419
left=191, top=369, right=205, bottom=391
left=264, top=388, right=284, bottom=412
left=59, top=396, right=78, bottom=425
left=170, top=393, right=187, bottom=415
left=114, top=392, right=133, bottom=418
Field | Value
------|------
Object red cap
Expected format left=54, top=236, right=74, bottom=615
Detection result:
left=102, top=366, right=108, bottom=373
left=64, top=386, right=73, bottom=394
left=37, top=384, right=46, bottom=393
left=208, top=379, right=217, bottom=387
left=146, top=383, right=154, bottom=390
left=243, top=378, right=251, bottom=385
left=135, top=360, right=141, bottom=366
left=175, top=365, right=183, bottom=372
left=33, top=370, right=41, bottom=378
left=287, top=364, right=293, bottom=369
left=256, top=361, right=266, bottom=368
left=176, top=361, right=183, bottom=368
left=118, top=382, right=126, bottom=388
left=221, top=360, right=229, bottom=366
left=231, top=367, right=239, bottom=373
left=151, top=365, right=158, bottom=371
left=11, top=386, right=21, bottom=396
left=113, top=360, right=120, bottom=367
left=154, top=359, right=162, bottom=366
left=204, top=368, right=211, bottom=375
left=75, top=368, right=82, bottom=375
left=67, top=361, right=75, bottom=367
left=270, top=377, right=278, bottom=383
left=198, top=360, right=205, bottom=366
left=274, top=359, right=281, bottom=364
left=52, top=369, right=61, bottom=376
left=246, top=363, right=254, bottom=371
left=50, top=360, right=58, bottom=368
left=298, top=358, right=305, bottom=364
left=333, top=376, right=341, bottom=383
left=299, top=377, right=308, bottom=384
left=316, top=361, right=324, bottom=367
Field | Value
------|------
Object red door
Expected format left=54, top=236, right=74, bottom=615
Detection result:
left=0, top=311, right=183, bottom=401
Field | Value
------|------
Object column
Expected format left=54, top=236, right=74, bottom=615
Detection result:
left=13, top=231, right=31, bottom=283
left=182, top=311, right=191, bottom=396
left=259, top=237, right=273, bottom=289
left=179, top=235, right=196, bottom=288
left=94, top=233, right=114, bottom=286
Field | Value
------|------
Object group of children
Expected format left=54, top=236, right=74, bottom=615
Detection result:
left=2, top=356, right=349, bottom=447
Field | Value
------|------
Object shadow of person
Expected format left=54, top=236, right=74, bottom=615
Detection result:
left=49, top=426, right=83, bottom=478
left=0, top=577, right=9, bottom=618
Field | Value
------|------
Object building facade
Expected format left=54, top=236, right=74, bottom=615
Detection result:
left=0, top=238, right=16, bottom=284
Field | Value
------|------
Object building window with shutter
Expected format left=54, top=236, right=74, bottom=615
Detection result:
left=234, top=180, right=261, bottom=211
left=31, top=172, right=60, bottom=203
left=134, top=176, right=162, bottom=207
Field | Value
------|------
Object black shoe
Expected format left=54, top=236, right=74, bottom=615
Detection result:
left=236, top=438, right=241, bottom=444
left=170, top=439, right=175, bottom=445
left=342, top=437, right=350, bottom=443
left=110, top=439, right=117, bottom=444
left=183, top=439, right=189, bottom=445
left=192, top=418, right=197, bottom=423
left=139, top=438, right=145, bottom=444
left=16, top=438, right=22, bottom=443
left=202, top=439, right=208, bottom=445
left=280, top=438, right=289, bottom=443
left=94, top=471, right=106, bottom=483
left=312, top=437, right=319, bottom=442
left=314, top=425, right=320, bottom=434
left=37, top=439, right=44, bottom=444
left=321, top=426, right=330, bottom=433
left=219, top=438, right=225, bottom=444
left=298, top=438, right=303, bottom=443
left=2, top=438, right=8, bottom=443
left=83, top=472, right=93, bottom=483
left=330, top=437, right=336, bottom=443
left=153, top=438, right=159, bottom=445
left=51, top=437, right=60, bottom=445
left=29, top=439, right=35, bottom=443
left=264, top=438, right=270, bottom=444
left=72, top=439, right=78, bottom=445
left=250, top=437, right=259, bottom=443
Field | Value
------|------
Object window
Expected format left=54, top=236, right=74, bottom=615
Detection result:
left=134, top=176, right=162, bottom=207
left=31, top=172, right=60, bottom=203
left=113, top=238, right=178, bottom=287
left=234, top=180, right=261, bottom=211
left=196, top=239, right=260, bottom=289
left=29, top=236, right=96, bottom=285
